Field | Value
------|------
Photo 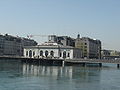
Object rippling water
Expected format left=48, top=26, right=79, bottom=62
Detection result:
left=0, top=60, right=120, bottom=90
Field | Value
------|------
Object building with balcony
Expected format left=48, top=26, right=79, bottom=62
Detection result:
left=0, top=35, right=4, bottom=55
left=75, top=34, right=101, bottom=59
left=0, top=34, right=37, bottom=56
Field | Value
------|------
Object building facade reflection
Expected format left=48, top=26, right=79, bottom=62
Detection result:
left=22, top=63, right=73, bottom=79
left=22, top=63, right=101, bottom=82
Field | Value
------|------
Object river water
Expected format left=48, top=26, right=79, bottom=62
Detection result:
left=0, top=60, right=120, bottom=90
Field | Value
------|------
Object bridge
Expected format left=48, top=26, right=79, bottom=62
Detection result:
left=65, top=59, right=120, bottom=64
left=0, top=55, right=120, bottom=68
left=64, top=59, right=120, bottom=68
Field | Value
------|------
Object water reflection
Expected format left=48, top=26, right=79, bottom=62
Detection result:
left=0, top=60, right=102, bottom=82
left=2, top=60, right=120, bottom=90
left=22, top=63, right=101, bottom=82
left=22, top=63, right=73, bottom=79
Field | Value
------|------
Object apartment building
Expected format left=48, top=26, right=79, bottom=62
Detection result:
left=0, top=34, right=37, bottom=56
left=48, top=35, right=75, bottom=47
left=75, top=34, right=101, bottom=59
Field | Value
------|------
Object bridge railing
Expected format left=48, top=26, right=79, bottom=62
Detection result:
left=65, top=58, right=120, bottom=64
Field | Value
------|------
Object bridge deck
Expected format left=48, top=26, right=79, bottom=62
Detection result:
left=0, top=56, right=120, bottom=65
left=65, top=59, right=120, bottom=64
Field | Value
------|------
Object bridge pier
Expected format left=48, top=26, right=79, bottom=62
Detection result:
left=62, top=61, right=65, bottom=67
left=117, top=64, right=120, bottom=68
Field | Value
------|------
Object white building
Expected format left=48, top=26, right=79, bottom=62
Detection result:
left=24, top=42, right=82, bottom=59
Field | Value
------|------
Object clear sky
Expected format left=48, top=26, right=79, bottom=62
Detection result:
left=0, top=0, right=120, bottom=50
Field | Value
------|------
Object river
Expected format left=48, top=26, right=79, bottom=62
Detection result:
left=0, top=59, right=120, bottom=90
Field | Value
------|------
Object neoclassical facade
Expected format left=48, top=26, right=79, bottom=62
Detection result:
left=24, top=42, right=82, bottom=59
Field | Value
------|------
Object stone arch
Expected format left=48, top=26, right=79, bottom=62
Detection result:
left=67, top=52, right=70, bottom=57
left=33, top=51, right=35, bottom=56
left=26, top=51, right=28, bottom=56
left=59, top=52, right=62, bottom=57
left=40, top=50, right=43, bottom=56
left=29, top=50, right=32, bottom=58
left=50, top=51, right=54, bottom=57
left=63, top=51, right=66, bottom=58
left=45, top=50, right=49, bottom=57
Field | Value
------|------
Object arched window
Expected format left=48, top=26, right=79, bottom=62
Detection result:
left=63, top=51, right=66, bottom=58
left=40, top=50, right=43, bottom=56
left=68, top=53, right=70, bottom=57
left=33, top=51, right=35, bottom=56
left=59, top=52, right=62, bottom=57
left=29, top=50, right=32, bottom=58
left=26, top=51, right=28, bottom=56
left=50, top=51, right=54, bottom=57
left=45, top=50, right=49, bottom=57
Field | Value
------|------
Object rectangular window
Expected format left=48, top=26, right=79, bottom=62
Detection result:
left=84, top=49, right=87, bottom=52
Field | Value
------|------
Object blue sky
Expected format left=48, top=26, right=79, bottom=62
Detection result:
left=0, top=0, right=120, bottom=50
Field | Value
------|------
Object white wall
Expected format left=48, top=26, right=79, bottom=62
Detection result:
left=24, top=47, right=82, bottom=59
left=24, top=48, right=59, bottom=58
